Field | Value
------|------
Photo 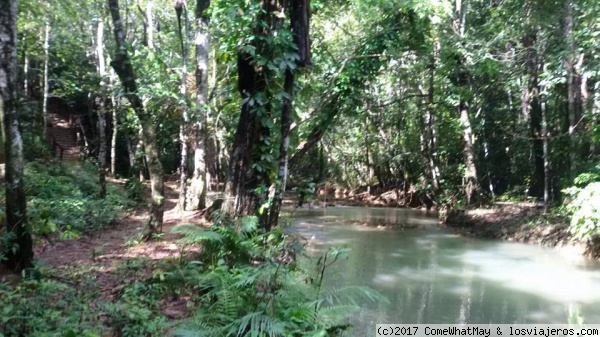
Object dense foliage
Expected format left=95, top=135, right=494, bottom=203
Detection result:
left=0, top=215, right=382, bottom=336
left=25, top=162, right=132, bottom=235
left=564, top=166, right=600, bottom=242
left=0, top=162, right=131, bottom=262
left=4, top=0, right=600, bottom=217
left=1, top=0, right=600, bottom=333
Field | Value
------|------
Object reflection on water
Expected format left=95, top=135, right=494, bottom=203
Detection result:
left=287, top=207, right=600, bottom=337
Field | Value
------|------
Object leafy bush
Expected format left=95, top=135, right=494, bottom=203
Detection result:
left=23, top=161, right=134, bottom=237
left=564, top=182, right=600, bottom=241
left=0, top=277, right=104, bottom=336
left=0, top=268, right=168, bottom=337
left=564, top=166, right=600, bottom=241
left=125, top=178, right=145, bottom=202
left=170, top=217, right=386, bottom=336
left=100, top=300, right=166, bottom=336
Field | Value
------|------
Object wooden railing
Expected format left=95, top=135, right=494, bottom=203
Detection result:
left=51, top=137, right=64, bottom=161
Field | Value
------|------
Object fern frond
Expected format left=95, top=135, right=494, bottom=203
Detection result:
left=174, top=317, right=228, bottom=337
left=171, top=224, right=225, bottom=245
left=316, top=304, right=360, bottom=329
left=236, top=311, right=286, bottom=337
left=211, top=287, right=242, bottom=318
left=239, top=216, right=259, bottom=237
left=322, top=286, right=387, bottom=306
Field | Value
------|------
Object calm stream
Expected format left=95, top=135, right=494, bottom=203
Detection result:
left=288, top=207, right=600, bottom=336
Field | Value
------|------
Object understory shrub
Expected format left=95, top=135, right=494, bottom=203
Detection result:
left=1, top=213, right=384, bottom=336
left=23, top=161, right=134, bottom=237
left=564, top=166, right=600, bottom=241
left=125, top=178, right=144, bottom=202
left=0, top=269, right=169, bottom=337
left=0, top=277, right=104, bottom=336
left=170, top=216, right=385, bottom=336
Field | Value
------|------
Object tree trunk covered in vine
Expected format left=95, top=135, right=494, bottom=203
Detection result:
left=223, top=0, right=281, bottom=218
left=223, top=50, right=260, bottom=216
left=223, top=0, right=311, bottom=227
left=268, top=0, right=311, bottom=229
left=1, top=0, right=33, bottom=272
left=108, top=0, right=164, bottom=235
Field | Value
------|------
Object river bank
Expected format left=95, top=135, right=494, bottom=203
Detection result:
left=285, top=186, right=600, bottom=259
left=443, top=202, right=599, bottom=260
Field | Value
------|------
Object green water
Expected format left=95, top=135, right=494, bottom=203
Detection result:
left=289, top=207, right=600, bottom=336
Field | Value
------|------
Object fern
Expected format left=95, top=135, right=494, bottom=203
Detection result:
left=239, top=216, right=259, bottom=237
left=315, top=305, right=360, bottom=329
left=321, top=285, right=387, bottom=306
left=171, top=224, right=225, bottom=245
left=169, top=216, right=386, bottom=337
left=236, top=311, right=287, bottom=337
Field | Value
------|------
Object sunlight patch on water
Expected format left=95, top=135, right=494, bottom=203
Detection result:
left=460, top=244, right=600, bottom=303
left=395, top=267, right=439, bottom=282
left=373, top=273, right=400, bottom=286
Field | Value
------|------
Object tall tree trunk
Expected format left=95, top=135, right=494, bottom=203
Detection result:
left=126, top=137, right=136, bottom=173
left=177, top=1, right=190, bottom=211
left=189, top=0, right=210, bottom=210
left=564, top=0, right=582, bottom=180
left=522, top=31, right=545, bottom=199
left=95, top=19, right=108, bottom=198
left=23, top=50, right=28, bottom=97
left=209, top=48, right=222, bottom=190
left=222, top=50, right=258, bottom=216
left=564, top=0, right=575, bottom=176
left=1, top=0, right=33, bottom=272
left=42, top=21, right=50, bottom=141
left=268, top=68, right=294, bottom=229
left=420, top=51, right=440, bottom=192
left=460, top=100, right=478, bottom=203
left=223, top=0, right=311, bottom=226
left=108, top=0, right=164, bottom=235
left=146, top=1, right=154, bottom=49
left=110, top=69, right=118, bottom=177
left=540, top=79, right=550, bottom=204
left=137, top=131, right=145, bottom=181
left=222, top=1, right=279, bottom=218
left=453, top=0, right=479, bottom=203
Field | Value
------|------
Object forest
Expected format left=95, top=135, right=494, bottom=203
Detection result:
left=1, top=0, right=600, bottom=335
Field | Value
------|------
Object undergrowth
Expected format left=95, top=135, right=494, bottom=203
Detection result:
left=1, top=160, right=135, bottom=242
left=170, top=216, right=385, bottom=336
left=0, top=214, right=385, bottom=336
left=563, top=165, right=600, bottom=243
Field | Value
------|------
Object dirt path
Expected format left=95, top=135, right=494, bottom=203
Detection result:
left=35, top=181, right=205, bottom=301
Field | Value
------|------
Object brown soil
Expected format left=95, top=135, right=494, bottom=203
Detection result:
left=34, top=180, right=206, bottom=306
